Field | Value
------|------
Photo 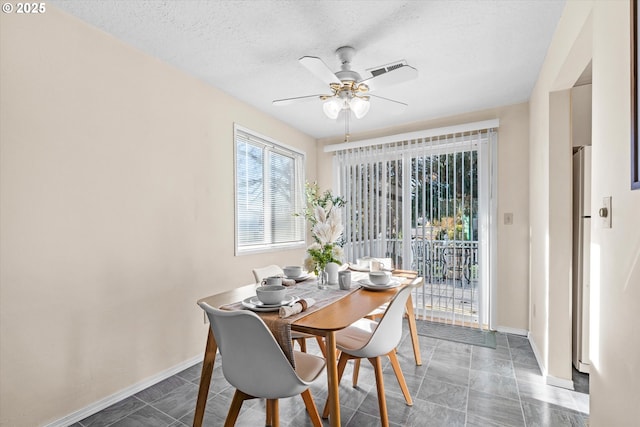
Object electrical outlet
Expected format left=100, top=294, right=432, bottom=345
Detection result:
left=504, top=212, right=513, bottom=225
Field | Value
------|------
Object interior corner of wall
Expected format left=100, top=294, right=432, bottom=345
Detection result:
left=528, top=330, right=548, bottom=376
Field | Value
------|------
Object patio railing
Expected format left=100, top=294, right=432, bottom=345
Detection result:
left=344, top=238, right=479, bottom=283
left=346, top=238, right=480, bottom=325
left=410, top=239, right=479, bottom=284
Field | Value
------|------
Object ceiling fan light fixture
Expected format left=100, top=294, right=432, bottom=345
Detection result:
left=275, top=46, right=416, bottom=139
left=350, top=96, right=370, bottom=119
left=323, top=98, right=342, bottom=119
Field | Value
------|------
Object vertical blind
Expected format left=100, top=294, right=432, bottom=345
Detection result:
left=235, top=125, right=305, bottom=253
left=332, top=126, right=497, bottom=328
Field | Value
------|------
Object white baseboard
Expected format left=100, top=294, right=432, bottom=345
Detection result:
left=527, top=332, right=575, bottom=390
left=495, top=325, right=528, bottom=336
left=547, top=375, right=575, bottom=390
left=576, top=361, right=591, bottom=374
left=45, top=354, right=203, bottom=427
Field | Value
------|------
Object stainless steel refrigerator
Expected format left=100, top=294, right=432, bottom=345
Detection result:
left=572, top=146, right=591, bottom=373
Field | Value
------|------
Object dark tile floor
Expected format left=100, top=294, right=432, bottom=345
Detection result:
left=73, top=322, right=589, bottom=426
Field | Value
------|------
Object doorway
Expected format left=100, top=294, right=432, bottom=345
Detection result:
left=570, top=65, right=592, bottom=392
left=334, top=126, right=497, bottom=329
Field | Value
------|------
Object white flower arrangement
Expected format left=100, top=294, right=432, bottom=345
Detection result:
left=299, top=183, right=345, bottom=275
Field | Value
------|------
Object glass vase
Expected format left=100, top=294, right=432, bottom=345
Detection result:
left=317, top=268, right=329, bottom=289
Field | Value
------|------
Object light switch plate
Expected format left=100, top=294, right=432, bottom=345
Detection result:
left=601, top=196, right=612, bottom=228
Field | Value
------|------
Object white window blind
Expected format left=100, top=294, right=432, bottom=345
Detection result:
left=332, top=123, right=498, bottom=329
left=234, top=125, right=305, bottom=254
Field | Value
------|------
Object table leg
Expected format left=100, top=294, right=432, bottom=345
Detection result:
left=405, top=296, right=422, bottom=366
left=193, top=329, right=218, bottom=427
left=325, top=331, right=341, bottom=427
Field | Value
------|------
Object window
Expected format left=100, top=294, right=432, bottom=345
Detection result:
left=234, top=124, right=305, bottom=254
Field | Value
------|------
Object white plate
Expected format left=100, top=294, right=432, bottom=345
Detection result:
left=285, top=273, right=310, bottom=282
left=242, top=295, right=299, bottom=311
left=358, top=279, right=402, bottom=291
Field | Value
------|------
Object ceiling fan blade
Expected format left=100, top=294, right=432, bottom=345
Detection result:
left=359, top=64, right=418, bottom=92
left=272, top=94, right=325, bottom=106
left=369, top=94, right=408, bottom=114
left=299, top=56, right=341, bottom=86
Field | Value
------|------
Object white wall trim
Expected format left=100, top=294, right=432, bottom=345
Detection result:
left=323, top=119, right=500, bottom=152
left=547, top=375, right=575, bottom=390
left=496, top=326, right=529, bottom=336
left=45, top=354, right=203, bottom=427
left=527, top=332, right=575, bottom=390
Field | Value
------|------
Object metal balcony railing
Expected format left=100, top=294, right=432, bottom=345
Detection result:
left=344, top=238, right=480, bottom=325
left=410, top=239, right=479, bottom=284
left=359, top=238, right=480, bottom=325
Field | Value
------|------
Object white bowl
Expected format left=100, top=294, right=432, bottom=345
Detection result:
left=369, top=271, right=391, bottom=286
left=256, top=285, right=287, bottom=305
left=283, top=265, right=303, bottom=278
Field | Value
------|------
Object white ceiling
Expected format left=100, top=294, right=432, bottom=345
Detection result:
left=50, top=0, right=566, bottom=140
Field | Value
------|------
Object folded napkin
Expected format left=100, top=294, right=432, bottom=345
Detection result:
left=282, top=278, right=297, bottom=287
left=279, top=298, right=315, bottom=318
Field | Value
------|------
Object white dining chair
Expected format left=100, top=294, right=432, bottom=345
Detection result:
left=353, top=260, right=422, bottom=385
left=322, top=277, right=423, bottom=427
left=252, top=265, right=285, bottom=284
left=252, top=265, right=326, bottom=355
left=198, top=302, right=325, bottom=427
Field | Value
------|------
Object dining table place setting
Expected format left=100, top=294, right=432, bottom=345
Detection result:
left=279, top=297, right=316, bottom=318
left=219, top=265, right=363, bottom=368
left=353, top=270, right=404, bottom=291
left=217, top=261, right=415, bottom=367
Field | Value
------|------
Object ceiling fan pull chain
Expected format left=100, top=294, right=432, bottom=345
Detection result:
left=344, top=110, right=350, bottom=142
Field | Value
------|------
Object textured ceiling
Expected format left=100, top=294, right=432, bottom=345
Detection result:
left=50, top=0, right=566, bottom=140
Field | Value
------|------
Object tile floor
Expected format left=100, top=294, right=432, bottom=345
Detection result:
left=72, top=322, right=589, bottom=426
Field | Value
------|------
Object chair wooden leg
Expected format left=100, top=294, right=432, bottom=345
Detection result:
left=387, top=350, right=413, bottom=405
left=369, top=357, right=389, bottom=427
left=322, top=352, right=350, bottom=419
left=194, top=329, right=217, bottom=427
left=300, top=389, right=322, bottom=427
left=293, top=337, right=307, bottom=353
left=266, top=399, right=279, bottom=427
left=224, top=389, right=248, bottom=427
left=315, top=336, right=328, bottom=358
left=352, top=358, right=361, bottom=387
left=266, top=398, right=272, bottom=426
left=405, top=296, right=422, bottom=365
left=336, top=352, right=349, bottom=384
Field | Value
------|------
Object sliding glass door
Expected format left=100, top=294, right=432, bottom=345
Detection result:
left=334, top=129, right=496, bottom=329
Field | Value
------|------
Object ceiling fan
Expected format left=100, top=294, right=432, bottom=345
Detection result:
left=273, top=46, right=418, bottom=140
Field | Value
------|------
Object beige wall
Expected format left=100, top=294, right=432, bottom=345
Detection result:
left=0, top=8, right=315, bottom=427
left=530, top=0, right=640, bottom=424
left=317, top=103, right=531, bottom=332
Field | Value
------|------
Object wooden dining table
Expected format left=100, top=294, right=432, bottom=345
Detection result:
left=193, top=269, right=420, bottom=427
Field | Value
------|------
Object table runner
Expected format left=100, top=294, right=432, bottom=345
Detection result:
left=220, top=277, right=361, bottom=367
